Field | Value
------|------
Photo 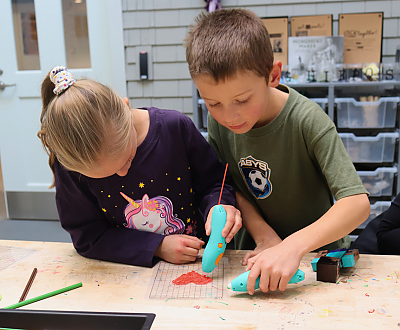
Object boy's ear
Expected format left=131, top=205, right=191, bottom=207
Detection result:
left=268, top=60, right=282, bottom=88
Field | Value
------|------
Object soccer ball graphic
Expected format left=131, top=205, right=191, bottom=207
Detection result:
left=248, top=170, right=268, bottom=191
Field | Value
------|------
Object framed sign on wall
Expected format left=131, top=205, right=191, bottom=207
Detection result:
left=288, top=36, right=344, bottom=82
left=339, top=12, right=383, bottom=64
left=290, top=15, right=332, bottom=37
left=261, top=17, right=289, bottom=65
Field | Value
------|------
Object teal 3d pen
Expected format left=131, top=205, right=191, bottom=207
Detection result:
left=202, top=164, right=229, bottom=273
left=227, top=269, right=305, bottom=292
left=202, top=204, right=227, bottom=272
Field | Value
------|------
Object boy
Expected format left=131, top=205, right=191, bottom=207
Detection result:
left=184, top=9, right=370, bottom=294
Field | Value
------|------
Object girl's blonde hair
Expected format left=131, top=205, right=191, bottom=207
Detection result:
left=38, top=70, right=132, bottom=187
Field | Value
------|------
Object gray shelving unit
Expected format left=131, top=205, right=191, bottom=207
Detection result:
left=286, top=80, right=400, bottom=121
left=285, top=81, right=400, bottom=225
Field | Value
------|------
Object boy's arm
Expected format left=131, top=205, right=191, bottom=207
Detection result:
left=246, top=103, right=370, bottom=294
left=236, top=191, right=282, bottom=263
left=245, top=193, right=370, bottom=294
left=282, top=193, right=370, bottom=256
left=293, top=113, right=370, bottom=253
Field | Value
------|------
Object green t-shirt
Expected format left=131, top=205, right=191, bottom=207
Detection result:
left=207, top=85, right=368, bottom=251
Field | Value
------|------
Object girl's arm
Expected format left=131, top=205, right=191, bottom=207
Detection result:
left=55, top=161, right=164, bottom=268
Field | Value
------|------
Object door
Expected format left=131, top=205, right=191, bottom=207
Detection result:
left=0, top=0, right=126, bottom=219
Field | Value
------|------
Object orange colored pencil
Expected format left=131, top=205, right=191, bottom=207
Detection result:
left=218, top=163, right=229, bottom=205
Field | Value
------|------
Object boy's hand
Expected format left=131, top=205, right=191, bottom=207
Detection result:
left=205, top=205, right=242, bottom=243
left=155, top=235, right=205, bottom=264
left=245, top=241, right=302, bottom=295
left=242, top=236, right=282, bottom=266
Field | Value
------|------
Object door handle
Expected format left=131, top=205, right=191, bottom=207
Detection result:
left=0, top=81, right=16, bottom=91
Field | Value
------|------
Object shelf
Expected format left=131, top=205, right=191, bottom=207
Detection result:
left=286, top=81, right=400, bottom=88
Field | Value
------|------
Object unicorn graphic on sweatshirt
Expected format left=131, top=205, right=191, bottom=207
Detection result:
left=120, top=192, right=185, bottom=235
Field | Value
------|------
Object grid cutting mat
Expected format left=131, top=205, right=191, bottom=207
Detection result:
left=149, top=259, right=225, bottom=299
left=0, top=246, right=36, bottom=272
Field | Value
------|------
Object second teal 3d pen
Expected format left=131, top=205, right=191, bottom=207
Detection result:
left=227, top=269, right=305, bottom=292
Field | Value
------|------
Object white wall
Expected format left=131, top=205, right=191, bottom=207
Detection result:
left=122, top=0, right=400, bottom=116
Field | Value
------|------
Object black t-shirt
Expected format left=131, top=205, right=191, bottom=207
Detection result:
left=377, top=193, right=400, bottom=255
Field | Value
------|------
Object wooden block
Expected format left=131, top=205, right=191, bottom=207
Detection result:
left=342, top=249, right=360, bottom=268
left=317, top=256, right=340, bottom=283
left=311, top=250, right=329, bottom=271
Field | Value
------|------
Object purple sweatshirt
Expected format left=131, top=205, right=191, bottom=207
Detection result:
left=54, top=108, right=235, bottom=267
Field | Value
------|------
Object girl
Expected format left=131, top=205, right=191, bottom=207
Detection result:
left=38, top=66, right=241, bottom=267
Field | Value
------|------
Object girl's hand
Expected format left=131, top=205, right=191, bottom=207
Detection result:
left=245, top=241, right=302, bottom=295
left=242, top=236, right=282, bottom=266
left=155, top=235, right=205, bottom=264
left=205, top=205, right=242, bottom=243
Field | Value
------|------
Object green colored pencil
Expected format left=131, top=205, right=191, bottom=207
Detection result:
left=2, top=282, right=82, bottom=310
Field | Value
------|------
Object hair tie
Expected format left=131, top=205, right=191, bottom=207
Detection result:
left=49, top=66, right=76, bottom=95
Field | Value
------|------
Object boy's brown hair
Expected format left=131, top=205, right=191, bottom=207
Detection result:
left=184, top=8, right=274, bottom=82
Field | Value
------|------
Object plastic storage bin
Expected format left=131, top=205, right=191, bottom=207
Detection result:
left=357, top=167, right=397, bottom=197
left=310, top=98, right=328, bottom=112
left=359, top=201, right=392, bottom=229
left=336, top=97, right=399, bottom=128
left=339, top=132, right=399, bottom=163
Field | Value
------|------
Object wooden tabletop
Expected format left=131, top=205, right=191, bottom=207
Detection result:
left=0, top=240, right=399, bottom=329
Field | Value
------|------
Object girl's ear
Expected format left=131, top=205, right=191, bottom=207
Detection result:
left=268, top=60, right=282, bottom=88
left=123, top=97, right=130, bottom=107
